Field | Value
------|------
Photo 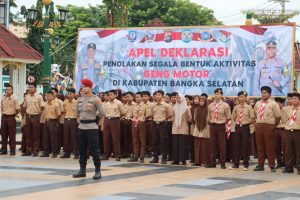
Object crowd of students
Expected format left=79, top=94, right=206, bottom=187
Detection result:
left=1, top=83, right=300, bottom=175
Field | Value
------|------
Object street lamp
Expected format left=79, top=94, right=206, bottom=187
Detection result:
left=27, top=8, right=38, bottom=21
left=26, top=1, right=68, bottom=93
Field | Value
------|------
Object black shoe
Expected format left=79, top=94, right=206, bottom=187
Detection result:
left=40, top=153, right=49, bottom=157
left=276, top=164, right=284, bottom=169
left=298, top=170, right=300, bottom=175
left=282, top=168, right=294, bottom=173
left=10, top=151, right=16, bottom=156
left=116, top=157, right=121, bottom=161
left=60, top=153, right=70, bottom=158
left=221, top=165, right=227, bottom=169
left=22, top=152, right=31, bottom=156
left=149, top=158, right=159, bottom=163
left=270, top=167, right=276, bottom=172
left=0, top=150, right=7, bottom=155
left=127, top=157, right=138, bottom=162
left=253, top=165, right=264, bottom=171
left=73, top=167, right=86, bottom=178
left=51, top=154, right=57, bottom=158
left=254, top=154, right=258, bottom=159
left=182, top=161, right=187, bottom=165
left=229, top=165, right=239, bottom=170
left=93, top=171, right=101, bottom=180
left=191, top=163, right=200, bottom=166
left=74, top=154, right=79, bottom=159
left=139, top=158, right=144, bottom=163
left=32, top=153, right=38, bottom=157
left=161, top=160, right=167, bottom=164
left=190, top=160, right=194, bottom=163
left=171, top=161, right=179, bottom=165
left=205, top=164, right=216, bottom=168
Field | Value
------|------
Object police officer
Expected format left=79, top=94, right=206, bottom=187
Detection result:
left=77, top=43, right=105, bottom=94
left=0, top=84, right=20, bottom=155
left=253, top=41, right=291, bottom=96
left=73, top=79, right=105, bottom=180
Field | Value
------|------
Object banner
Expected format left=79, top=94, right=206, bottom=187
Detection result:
left=75, top=24, right=295, bottom=96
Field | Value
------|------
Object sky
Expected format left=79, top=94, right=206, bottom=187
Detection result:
left=12, top=0, right=300, bottom=40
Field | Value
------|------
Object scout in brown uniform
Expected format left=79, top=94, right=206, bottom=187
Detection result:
left=192, top=95, right=211, bottom=166
left=167, top=92, right=177, bottom=161
left=274, top=97, right=286, bottom=169
left=121, top=92, right=135, bottom=157
left=230, top=91, right=255, bottom=171
left=23, top=83, right=44, bottom=156
left=142, top=91, right=154, bottom=157
left=149, top=90, right=173, bottom=164
left=282, top=92, right=300, bottom=175
left=40, top=91, right=61, bottom=158
left=61, top=88, right=79, bottom=159
left=286, top=93, right=293, bottom=106
left=51, top=88, right=64, bottom=150
left=254, top=86, right=281, bottom=172
left=103, top=90, right=125, bottom=161
left=171, top=94, right=192, bottom=165
left=128, top=92, right=150, bottom=163
left=0, top=84, right=20, bottom=155
left=207, top=88, right=231, bottom=169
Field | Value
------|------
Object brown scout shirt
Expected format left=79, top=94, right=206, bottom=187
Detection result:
left=44, top=101, right=61, bottom=120
left=1, top=94, right=20, bottom=115
left=55, top=98, right=64, bottom=124
left=151, top=101, right=173, bottom=122
left=104, top=99, right=125, bottom=118
left=131, top=102, right=150, bottom=122
left=208, top=101, right=231, bottom=124
left=232, top=103, right=255, bottom=125
left=123, top=101, right=136, bottom=119
left=63, top=99, right=78, bottom=119
left=24, top=92, right=44, bottom=115
left=277, top=108, right=286, bottom=128
left=254, top=99, right=281, bottom=124
left=172, top=108, right=192, bottom=135
left=282, top=105, right=300, bottom=130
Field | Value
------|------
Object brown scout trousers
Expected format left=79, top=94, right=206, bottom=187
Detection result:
left=63, top=119, right=78, bottom=154
left=43, top=120, right=59, bottom=154
left=255, top=123, right=276, bottom=168
left=275, top=128, right=286, bottom=166
left=132, top=121, right=146, bottom=158
left=232, top=124, right=250, bottom=168
left=1, top=115, right=16, bottom=151
left=25, top=115, right=41, bottom=154
left=285, top=130, right=300, bottom=171
left=103, top=118, right=121, bottom=158
left=209, top=123, right=226, bottom=166
left=121, top=119, right=132, bottom=156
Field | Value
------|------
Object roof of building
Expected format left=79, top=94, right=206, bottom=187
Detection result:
left=0, top=25, right=43, bottom=63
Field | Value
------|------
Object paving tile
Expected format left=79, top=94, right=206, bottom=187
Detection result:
left=231, top=192, right=300, bottom=200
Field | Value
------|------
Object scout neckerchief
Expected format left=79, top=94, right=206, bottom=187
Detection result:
left=227, top=120, right=231, bottom=139
left=238, top=105, right=244, bottom=126
left=214, top=102, right=220, bottom=122
left=259, top=100, right=267, bottom=119
left=290, top=107, right=297, bottom=125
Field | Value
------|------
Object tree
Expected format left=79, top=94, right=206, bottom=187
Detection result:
left=129, top=0, right=221, bottom=27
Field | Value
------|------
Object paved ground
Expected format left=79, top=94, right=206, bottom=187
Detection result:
left=1, top=149, right=300, bottom=200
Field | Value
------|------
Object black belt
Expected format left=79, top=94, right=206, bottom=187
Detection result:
left=80, top=119, right=97, bottom=124
left=46, top=119, right=57, bottom=122
left=153, top=121, right=166, bottom=124
left=235, top=124, right=250, bottom=127
left=105, top=117, right=120, bottom=120
left=287, top=129, right=300, bottom=132
left=211, top=123, right=225, bottom=125
left=65, top=118, right=77, bottom=121
left=276, top=127, right=285, bottom=129
left=27, top=114, right=40, bottom=118
left=2, top=114, right=15, bottom=117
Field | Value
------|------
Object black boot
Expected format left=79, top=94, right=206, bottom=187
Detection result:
left=93, top=168, right=101, bottom=180
left=73, top=167, right=86, bottom=178
left=60, top=153, right=71, bottom=158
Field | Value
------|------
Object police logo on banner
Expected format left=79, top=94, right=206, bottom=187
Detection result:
left=181, top=29, right=193, bottom=43
left=128, top=31, right=137, bottom=42
left=199, top=31, right=213, bottom=42
left=145, top=31, right=156, bottom=42
left=212, top=30, right=231, bottom=43
left=164, top=29, right=172, bottom=43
